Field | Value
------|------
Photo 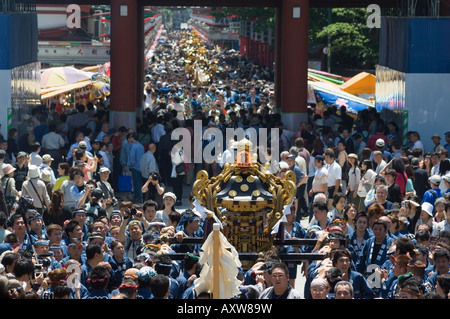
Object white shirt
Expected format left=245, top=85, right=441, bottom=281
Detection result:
left=348, top=166, right=361, bottom=192
left=30, top=152, right=43, bottom=166
left=326, top=161, right=342, bottom=187
left=42, top=132, right=65, bottom=150
left=312, top=166, right=328, bottom=192
left=172, top=103, right=185, bottom=121
left=295, top=155, right=307, bottom=177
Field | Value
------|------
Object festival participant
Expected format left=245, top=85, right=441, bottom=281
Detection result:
left=332, top=249, right=376, bottom=299
left=259, top=262, right=302, bottom=299
left=355, top=219, right=396, bottom=286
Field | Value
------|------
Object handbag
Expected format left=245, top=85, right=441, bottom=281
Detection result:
left=175, top=150, right=188, bottom=175
left=176, top=163, right=186, bottom=175
left=4, top=178, right=16, bottom=213
left=357, top=182, right=372, bottom=197
left=118, top=175, right=132, bottom=192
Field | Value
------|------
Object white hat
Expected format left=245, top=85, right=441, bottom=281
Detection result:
left=443, top=173, right=450, bottom=183
left=40, top=168, right=51, bottom=182
left=376, top=138, right=385, bottom=147
left=429, top=175, right=441, bottom=185
left=279, top=161, right=289, bottom=170
left=99, top=167, right=110, bottom=173
left=163, top=192, right=177, bottom=202
left=421, top=202, right=434, bottom=217
left=27, top=165, right=40, bottom=179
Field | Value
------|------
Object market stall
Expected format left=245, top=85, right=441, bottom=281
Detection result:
left=40, top=66, right=110, bottom=108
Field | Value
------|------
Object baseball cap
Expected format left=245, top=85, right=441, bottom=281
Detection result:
left=443, top=173, right=450, bottom=183
left=429, top=175, right=441, bottom=185
left=376, top=138, right=385, bottom=147
left=17, top=151, right=27, bottom=158
left=315, top=155, right=324, bottom=161
left=78, top=141, right=87, bottom=149
left=91, top=188, right=104, bottom=199
left=42, top=154, right=54, bottom=162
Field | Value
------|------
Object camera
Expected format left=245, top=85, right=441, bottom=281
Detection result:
left=37, top=256, right=52, bottom=268
left=125, top=208, right=137, bottom=216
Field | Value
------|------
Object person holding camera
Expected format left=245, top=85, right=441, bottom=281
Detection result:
left=141, top=171, right=165, bottom=209
left=33, top=239, right=62, bottom=273
left=117, top=207, right=145, bottom=260
left=96, top=167, right=118, bottom=216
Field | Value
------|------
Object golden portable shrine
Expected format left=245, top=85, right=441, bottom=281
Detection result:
left=179, top=30, right=219, bottom=87
left=192, top=139, right=297, bottom=265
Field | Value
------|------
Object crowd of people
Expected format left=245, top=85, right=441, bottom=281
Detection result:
left=0, top=28, right=448, bottom=300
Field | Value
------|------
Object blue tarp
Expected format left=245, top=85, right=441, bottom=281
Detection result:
left=379, top=17, right=450, bottom=73
left=0, top=13, right=38, bottom=69
left=314, top=88, right=374, bottom=116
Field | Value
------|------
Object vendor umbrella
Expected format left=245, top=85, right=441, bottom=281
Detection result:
left=40, top=66, right=93, bottom=89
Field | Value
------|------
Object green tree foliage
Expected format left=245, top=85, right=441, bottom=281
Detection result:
left=311, top=8, right=379, bottom=70
left=210, top=7, right=379, bottom=70
left=211, top=7, right=275, bottom=32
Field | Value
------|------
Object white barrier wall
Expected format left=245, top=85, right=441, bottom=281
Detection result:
left=405, top=73, right=450, bottom=153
